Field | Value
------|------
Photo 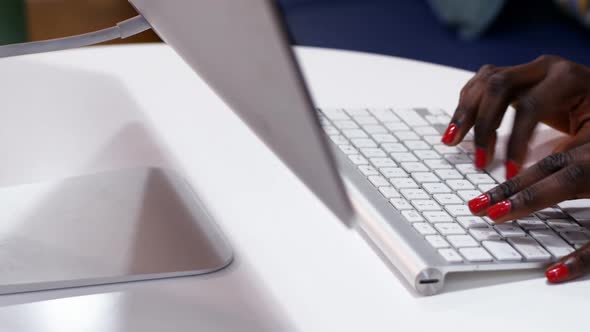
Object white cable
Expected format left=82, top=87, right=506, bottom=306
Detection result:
left=0, top=15, right=152, bottom=59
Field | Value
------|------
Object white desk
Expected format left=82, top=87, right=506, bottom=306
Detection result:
left=0, top=45, right=587, bottom=331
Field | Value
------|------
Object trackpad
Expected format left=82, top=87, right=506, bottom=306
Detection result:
left=0, top=168, right=233, bottom=294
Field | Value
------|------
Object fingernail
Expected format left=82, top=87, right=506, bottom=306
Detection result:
left=468, top=194, right=491, bottom=214
left=487, top=200, right=511, bottom=220
left=475, top=147, right=487, bottom=169
left=441, top=123, right=458, bottom=145
left=546, top=264, right=570, bottom=283
left=506, top=160, right=520, bottom=180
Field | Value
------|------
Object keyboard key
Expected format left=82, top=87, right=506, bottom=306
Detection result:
left=559, top=199, right=590, bottom=224
left=322, top=108, right=349, bottom=120
left=344, top=108, right=370, bottom=117
left=433, top=194, right=462, bottom=205
left=323, top=126, right=339, bottom=135
left=391, top=178, right=419, bottom=189
left=561, top=231, right=590, bottom=246
left=478, top=184, right=497, bottom=192
left=413, top=223, right=438, bottom=235
left=351, top=138, right=377, bottom=148
left=401, top=189, right=429, bottom=200
left=495, top=223, right=526, bottom=238
left=394, top=131, right=420, bottom=141
left=459, top=247, right=493, bottom=262
left=435, top=223, right=466, bottom=235
left=414, top=150, right=440, bottom=160
left=469, top=228, right=501, bottom=241
left=391, top=152, right=418, bottom=162
left=353, top=116, right=379, bottom=125
left=530, top=229, right=575, bottom=257
left=535, top=207, right=568, bottom=220
left=341, top=129, right=367, bottom=138
left=379, top=186, right=400, bottom=198
left=423, top=182, right=452, bottom=194
left=412, top=199, right=441, bottom=211
left=358, top=165, right=379, bottom=176
left=423, top=135, right=443, bottom=144
left=404, top=140, right=430, bottom=150
left=508, top=237, right=551, bottom=261
left=458, top=141, right=475, bottom=153
left=401, top=210, right=424, bottom=222
left=370, top=157, right=396, bottom=168
left=457, top=216, right=488, bottom=229
left=444, top=204, right=472, bottom=216
left=438, top=248, right=463, bottom=263
left=433, top=145, right=461, bottom=154
left=426, top=235, right=450, bottom=248
left=411, top=172, right=440, bottom=183
left=516, top=218, right=547, bottom=230
left=434, top=169, right=463, bottom=180
left=424, top=159, right=452, bottom=169
left=482, top=240, right=522, bottom=261
left=546, top=219, right=581, bottom=232
left=330, top=134, right=348, bottom=145
left=379, top=167, right=407, bottom=178
left=447, top=234, right=478, bottom=247
left=348, top=154, right=369, bottom=165
left=457, top=190, right=482, bottom=202
left=456, top=164, right=481, bottom=175
left=394, top=109, right=429, bottom=126
left=381, top=143, right=408, bottom=153
left=333, top=120, right=358, bottom=129
left=390, top=198, right=413, bottom=210
left=338, top=145, right=358, bottom=155
left=372, top=134, right=398, bottom=143
left=368, top=175, right=389, bottom=187
left=466, top=173, right=495, bottom=184
left=363, top=124, right=388, bottom=134
left=414, top=126, right=439, bottom=135
left=446, top=180, right=475, bottom=191
left=360, top=148, right=387, bottom=158
left=370, top=109, right=399, bottom=121
left=384, top=122, right=410, bottom=131
left=423, top=211, right=453, bottom=223
left=400, top=162, right=429, bottom=173
left=444, top=154, right=472, bottom=164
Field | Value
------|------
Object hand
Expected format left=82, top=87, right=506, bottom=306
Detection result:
left=441, top=55, right=590, bottom=179
left=467, top=144, right=590, bottom=282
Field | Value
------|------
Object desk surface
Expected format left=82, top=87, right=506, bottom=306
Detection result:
left=0, top=44, right=586, bottom=331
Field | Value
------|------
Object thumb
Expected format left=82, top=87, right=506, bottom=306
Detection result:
left=546, top=242, right=590, bottom=283
left=553, top=122, right=590, bottom=153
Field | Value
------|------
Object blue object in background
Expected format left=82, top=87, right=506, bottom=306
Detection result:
left=278, top=0, right=590, bottom=71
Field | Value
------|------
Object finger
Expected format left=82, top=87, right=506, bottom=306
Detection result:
left=546, top=242, right=590, bottom=283
left=485, top=163, right=589, bottom=223
left=473, top=57, right=551, bottom=169
left=442, top=65, right=499, bottom=145
left=468, top=151, right=575, bottom=214
left=553, top=122, right=590, bottom=153
left=504, top=74, right=567, bottom=179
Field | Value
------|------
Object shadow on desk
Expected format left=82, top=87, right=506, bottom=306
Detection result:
left=0, top=60, right=296, bottom=331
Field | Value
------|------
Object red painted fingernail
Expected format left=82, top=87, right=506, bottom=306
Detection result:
left=506, top=160, right=520, bottom=180
left=546, top=264, right=570, bottom=283
left=441, top=123, right=458, bottom=145
left=468, top=194, right=491, bottom=214
left=487, top=200, right=511, bottom=220
left=475, top=147, right=487, bottom=169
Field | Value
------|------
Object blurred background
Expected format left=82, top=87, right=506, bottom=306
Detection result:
left=1, top=0, right=590, bottom=71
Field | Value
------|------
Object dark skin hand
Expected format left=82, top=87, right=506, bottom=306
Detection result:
left=442, top=55, right=590, bottom=283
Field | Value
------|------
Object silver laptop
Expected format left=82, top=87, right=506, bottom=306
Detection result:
left=129, top=0, right=588, bottom=295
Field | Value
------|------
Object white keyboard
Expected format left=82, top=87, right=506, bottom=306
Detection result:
left=319, top=107, right=590, bottom=264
